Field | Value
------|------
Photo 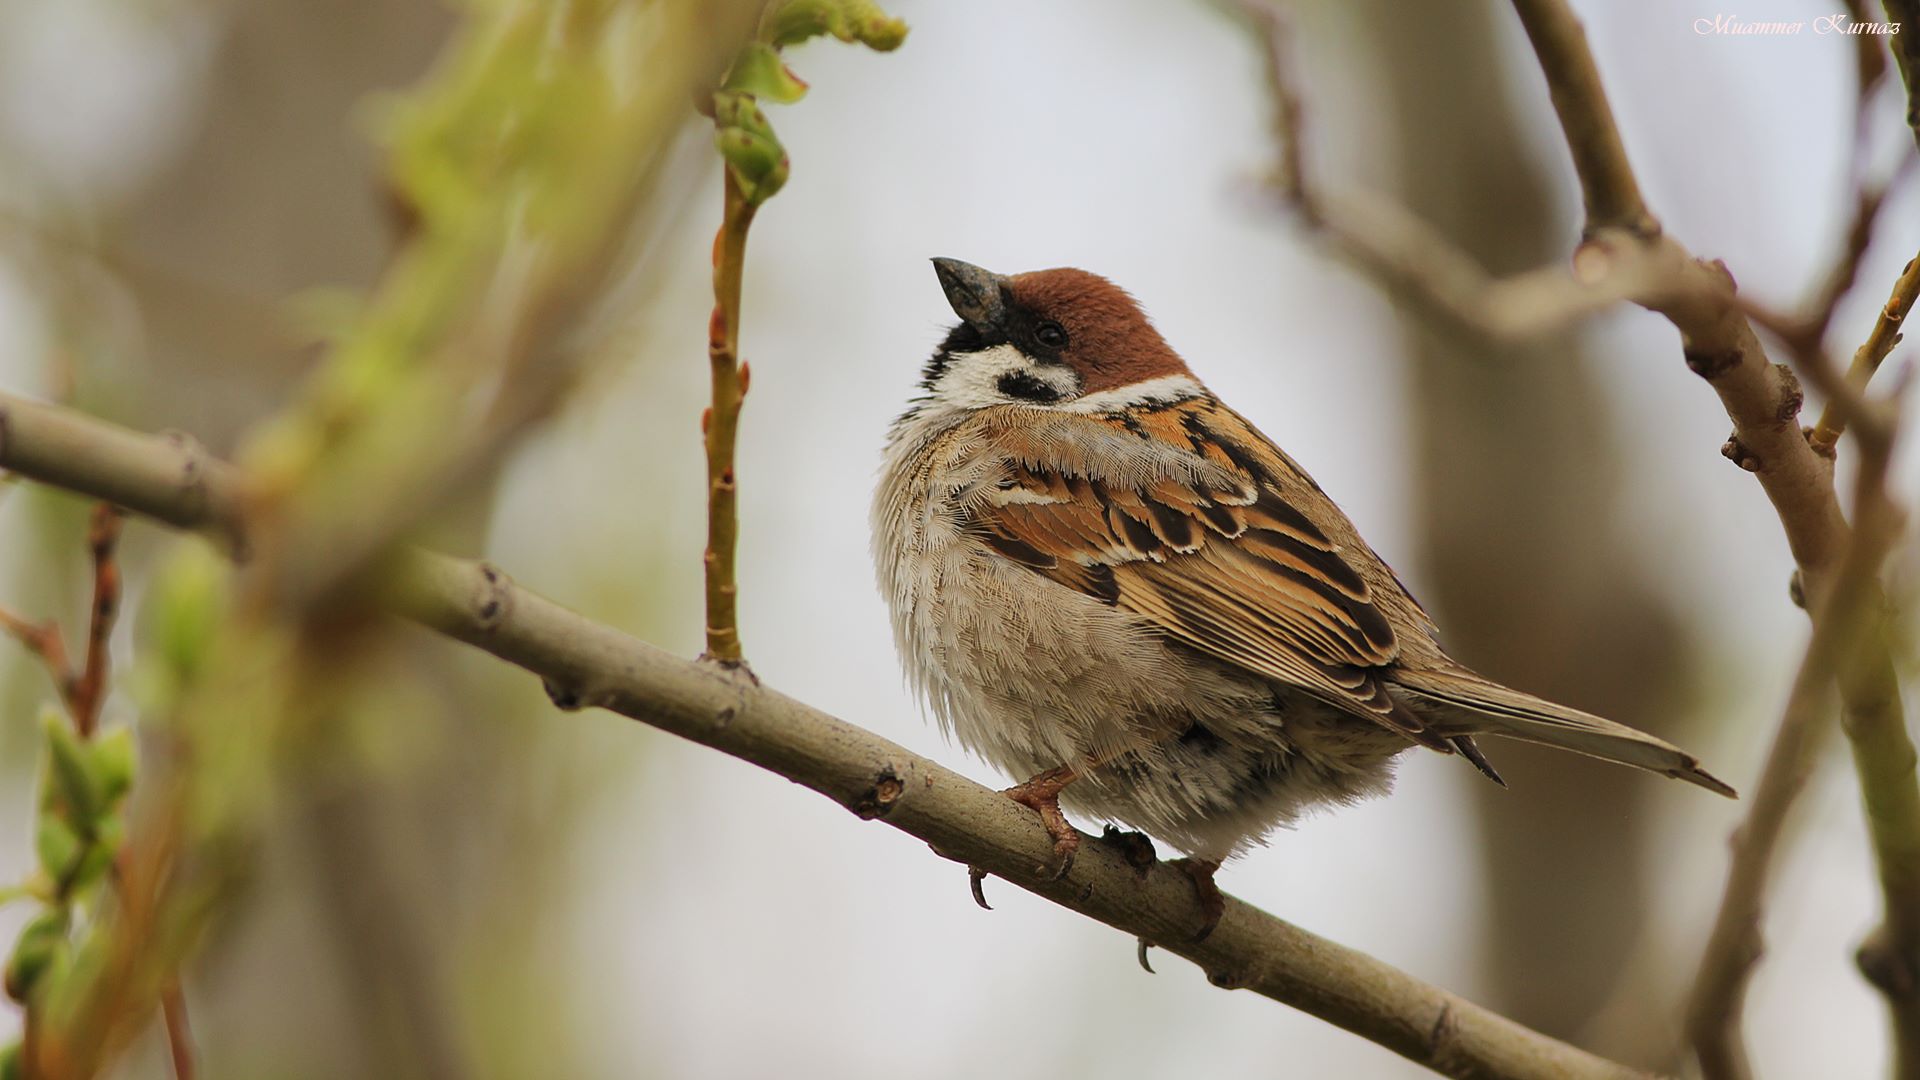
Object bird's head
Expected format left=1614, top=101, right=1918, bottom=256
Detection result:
left=917, top=258, right=1199, bottom=413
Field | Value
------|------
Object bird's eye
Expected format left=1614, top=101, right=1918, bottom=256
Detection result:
left=1035, top=321, right=1069, bottom=349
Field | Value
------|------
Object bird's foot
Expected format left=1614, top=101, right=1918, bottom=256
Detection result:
left=1002, top=766, right=1081, bottom=880
left=1171, top=858, right=1225, bottom=942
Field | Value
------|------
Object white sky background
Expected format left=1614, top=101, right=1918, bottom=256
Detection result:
left=3, top=0, right=1919, bottom=1077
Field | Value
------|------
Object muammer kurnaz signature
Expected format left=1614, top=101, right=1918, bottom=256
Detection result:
left=1695, top=13, right=1900, bottom=35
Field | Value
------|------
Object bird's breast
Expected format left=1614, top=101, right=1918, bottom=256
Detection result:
left=871, top=411, right=1271, bottom=775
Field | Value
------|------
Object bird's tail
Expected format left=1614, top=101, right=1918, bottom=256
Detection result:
left=1392, top=668, right=1737, bottom=798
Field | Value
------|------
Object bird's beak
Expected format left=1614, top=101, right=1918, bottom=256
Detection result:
left=931, top=257, right=1009, bottom=330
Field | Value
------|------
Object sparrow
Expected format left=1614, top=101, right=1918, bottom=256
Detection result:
left=872, top=258, right=1733, bottom=934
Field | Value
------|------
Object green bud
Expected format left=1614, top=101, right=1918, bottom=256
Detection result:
left=66, top=838, right=116, bottom=897
left=87, top=727, right=136, bottom=808
left=5, top=910, right=67, bottom=1003
left=42, top=714, right=99, bottom=828
left=712, top=91, right=775, bottom=140
left=723, top=42, right=809, bottom=104
left=33, top=816, right=81, bottom=887
left=0, top=1040, right=20, bottom=1080
left=715, top=128, right=790, bottom=204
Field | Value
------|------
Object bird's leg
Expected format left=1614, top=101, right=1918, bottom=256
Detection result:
left=1001, top=764, right=1082, bottom=880
left=1171, top=857, right=1225, bottom=942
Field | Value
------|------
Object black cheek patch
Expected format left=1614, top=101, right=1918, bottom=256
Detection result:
left=996, top=371, right=1063, bottom=403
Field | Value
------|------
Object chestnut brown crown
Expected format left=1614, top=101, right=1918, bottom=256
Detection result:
left=930, top=259, right=1191, bottom=396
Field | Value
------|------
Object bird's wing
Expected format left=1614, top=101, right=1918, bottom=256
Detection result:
left=963, top=397, right=1448, bottom=749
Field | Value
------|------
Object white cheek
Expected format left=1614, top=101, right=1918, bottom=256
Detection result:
left=930, top=343, right=1079, bottom=408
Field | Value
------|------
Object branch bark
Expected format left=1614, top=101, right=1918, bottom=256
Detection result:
left=0, top=389, right=1660, bottom=1080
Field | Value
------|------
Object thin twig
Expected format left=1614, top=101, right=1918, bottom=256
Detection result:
left=0, top=605, right=73, bottom=706
left=0, top=390, right=1658, bottom=1080
left=1242, top=2, right=1667, bottom=343
left=1813, top=253, right=1920, bottom=450
left=71, top=504, right=123, bottom=737
left=702, top=170, right=756, bottom=666
left=1749, top=152, right=1916, bottom=367
left=1506, top=0, right=1654, bottom=235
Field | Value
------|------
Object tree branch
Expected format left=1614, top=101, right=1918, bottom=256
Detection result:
left=0, top=388, right=1660, bottom=1080
left=1247, top=0, right=1846, bottom=594
left=1243, top=2, right=1669, bottom=343
left=1505, top=0, right=1653, bottom=236
left=1505, top=0, right=1850, bottom=593
left=1495, top=2, right=1919, bottom=1076
left=1250, top=0, right=1915, bottom=1073
left=1727, top=253, right=1920, bottom=1063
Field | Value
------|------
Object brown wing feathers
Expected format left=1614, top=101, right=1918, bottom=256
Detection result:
left=967, top=398, right=1451, bottom=750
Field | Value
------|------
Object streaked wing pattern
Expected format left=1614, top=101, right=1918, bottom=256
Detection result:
left=966, top=397, right=1448, bottom=749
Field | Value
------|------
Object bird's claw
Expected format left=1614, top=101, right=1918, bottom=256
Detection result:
left=1002, top=767, right=1081, bottom=880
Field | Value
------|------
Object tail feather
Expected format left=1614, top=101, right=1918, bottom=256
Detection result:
left=1392, top=669, right=1737, bottom=798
